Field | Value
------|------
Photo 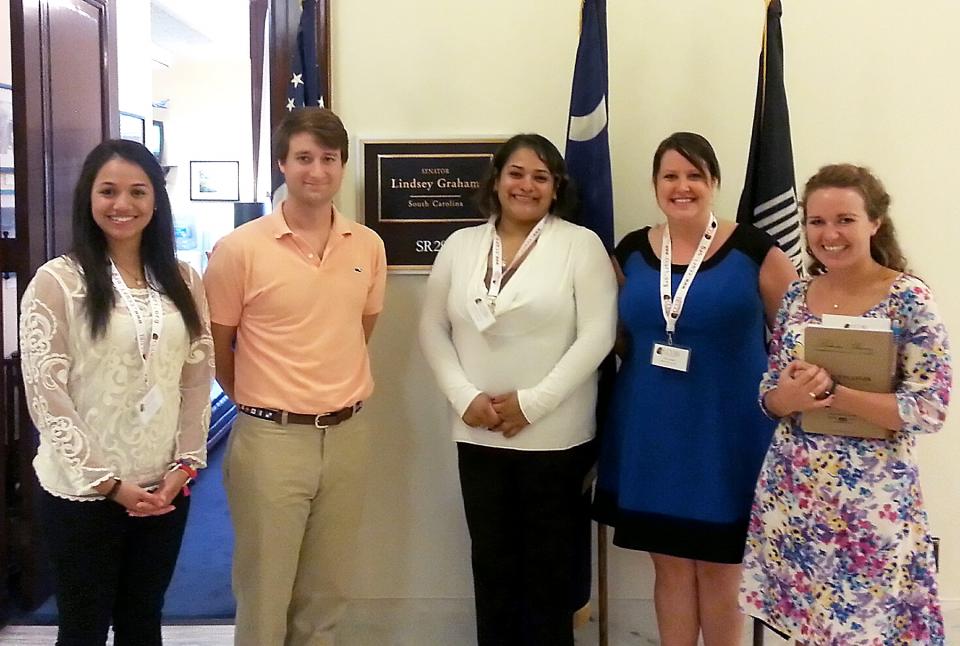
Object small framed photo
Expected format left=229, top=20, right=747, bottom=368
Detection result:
left=119, top=111, right=146, bottom=145
left=190, top=160, right=240, bottom=202
left=147, top=120, right=164, bottom=161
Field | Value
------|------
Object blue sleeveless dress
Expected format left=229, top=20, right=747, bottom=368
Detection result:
left=594, top=224, right=776, bottom=563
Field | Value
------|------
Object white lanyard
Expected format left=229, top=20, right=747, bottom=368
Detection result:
left=659, top=213, right=718, bottom=342
left=110, top=261, right=163, bottom=388
left=488, top=215, right=548, bottom=301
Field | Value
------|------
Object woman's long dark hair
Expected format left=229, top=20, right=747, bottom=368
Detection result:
left=72, top=139, right=202, bottom=340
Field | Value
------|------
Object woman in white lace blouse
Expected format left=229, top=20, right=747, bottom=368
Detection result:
left=18, top=139, right=214, bottom=645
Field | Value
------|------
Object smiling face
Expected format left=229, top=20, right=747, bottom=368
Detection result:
left=654, top=149, right=716, bottom=224
left=278, top=131, right=345, bottom=208
left=90, top=157, right=155, bottom=249
left=804, top=186, right=880, bottom=272
left=495, top=147, right=557, bottom=228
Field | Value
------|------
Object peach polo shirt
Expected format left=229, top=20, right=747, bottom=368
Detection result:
left=204, top=203, right=386, bottom=413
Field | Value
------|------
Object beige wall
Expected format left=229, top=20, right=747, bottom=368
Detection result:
left=152, top=51, right=254, bottom=262
left=331, top=0, right=960, bottom=602
left=117, top=0, right=153, bottom=126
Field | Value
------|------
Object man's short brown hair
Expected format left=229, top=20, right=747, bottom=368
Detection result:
left=273, top=107, right=349, bottom=164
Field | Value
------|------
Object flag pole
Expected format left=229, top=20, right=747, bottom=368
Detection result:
left=598, top=522, right=608, bottom=646
left=563, top=2, right=615, bottom=642
left=249, top=0, right=268, bottom=200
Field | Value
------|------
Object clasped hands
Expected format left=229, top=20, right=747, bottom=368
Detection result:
left=776, top=360, right=836, bottom=413
left=103, top=469, right=190, bottom=517
left=462, top=392, right=530, bottom=438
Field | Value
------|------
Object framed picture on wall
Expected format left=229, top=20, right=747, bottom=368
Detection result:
left=119, top=112, right=146, bottom=145
left=190, top=161, right=240, bottom=202
left=147, top=120, right=164, bottom=161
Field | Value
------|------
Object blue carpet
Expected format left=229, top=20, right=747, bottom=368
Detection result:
left=21, top=440, right=236, bottom=623
left=163, top=439, right=235, bottom=620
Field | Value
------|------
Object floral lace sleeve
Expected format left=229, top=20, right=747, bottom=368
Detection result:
left=19, top=266, right=115, bottom=492
left=893, top=277, right=952, bottom=434
left=173, top=264, right=215, bottom=469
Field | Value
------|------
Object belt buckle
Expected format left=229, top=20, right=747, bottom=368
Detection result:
left=314, top=414, right=329, bottom=430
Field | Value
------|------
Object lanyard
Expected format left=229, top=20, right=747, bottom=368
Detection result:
left=659, top=213, right=718, bottom=342
left=487, top=215, right=548, bottom=301
left=110, top=261, right=163, bottom=388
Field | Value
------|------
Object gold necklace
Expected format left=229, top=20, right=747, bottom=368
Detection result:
left=113, top=261, right=145, bottom=287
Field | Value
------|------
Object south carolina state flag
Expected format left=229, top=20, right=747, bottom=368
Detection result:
left=565, top=0, right=614, bottom=252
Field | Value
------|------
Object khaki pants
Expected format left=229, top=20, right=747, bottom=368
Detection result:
left=225, top=411, right=372, bottom=646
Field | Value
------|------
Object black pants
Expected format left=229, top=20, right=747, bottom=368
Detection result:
left=457, top=441, right=594, bottom=646
left=39, top=488, right=190, bottom=646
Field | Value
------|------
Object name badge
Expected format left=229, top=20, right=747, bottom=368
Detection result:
left=139, top=384, right=164, bottom=423
left=651, top=342, right=691, bottom=372
left=468, top=297, right=497, bottom=332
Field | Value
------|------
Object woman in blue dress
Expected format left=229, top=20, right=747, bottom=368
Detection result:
left=594, top=132, right=797, bottom=645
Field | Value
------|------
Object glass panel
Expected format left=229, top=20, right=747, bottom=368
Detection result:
left=0, top=0, right=13, bottom=239
left=1, top=271, right=16, bottom=359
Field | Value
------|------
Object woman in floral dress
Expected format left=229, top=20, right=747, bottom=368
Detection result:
left=740, top=164, right=951, bottom=645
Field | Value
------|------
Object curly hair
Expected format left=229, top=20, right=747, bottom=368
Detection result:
left=800, top=163, right=907, bottom=275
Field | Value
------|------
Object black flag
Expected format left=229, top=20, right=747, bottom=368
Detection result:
left=737, top=0, right=802, bottom=269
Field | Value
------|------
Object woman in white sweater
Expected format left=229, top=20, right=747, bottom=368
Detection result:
left=419, top=134, right=617, bottom=646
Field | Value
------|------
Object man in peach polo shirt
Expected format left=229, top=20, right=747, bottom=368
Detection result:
left=204, top=107, right=386, bottom=646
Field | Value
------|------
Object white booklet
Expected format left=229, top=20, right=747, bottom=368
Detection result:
left=819, top=314, right=891, bottom=331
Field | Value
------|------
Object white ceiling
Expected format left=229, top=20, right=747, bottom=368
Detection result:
left=151, top=0, right=250, bottom=60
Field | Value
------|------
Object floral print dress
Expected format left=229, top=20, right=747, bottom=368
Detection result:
left=740, top=275, right=951, bottom=645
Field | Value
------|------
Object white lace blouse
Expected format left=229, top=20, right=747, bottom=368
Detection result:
left=18, top=256, right=214, bottom=500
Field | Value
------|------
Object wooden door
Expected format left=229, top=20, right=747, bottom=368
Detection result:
left=0, top=0, right=117, bottom=614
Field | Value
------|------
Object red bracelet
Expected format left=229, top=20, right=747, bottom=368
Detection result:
left=176, top=462, right=198, bottom=480
left=175, top=462, right=198, bottom=497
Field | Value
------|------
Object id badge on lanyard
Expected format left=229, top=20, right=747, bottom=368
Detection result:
left=652, top=213, right=717, bottom=372
left=111, top=262, right=164, bottom=422
left=469, top=216, right=548, bottom=332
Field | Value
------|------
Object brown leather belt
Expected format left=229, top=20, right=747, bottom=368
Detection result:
left=237, top=402, right=362, bottom=428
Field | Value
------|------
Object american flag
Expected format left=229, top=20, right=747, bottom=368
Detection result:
left=286, top=0, right=326, bottom=111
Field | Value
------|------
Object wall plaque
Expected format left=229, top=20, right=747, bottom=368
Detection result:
left=360, top=139, right=505, bottom=272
